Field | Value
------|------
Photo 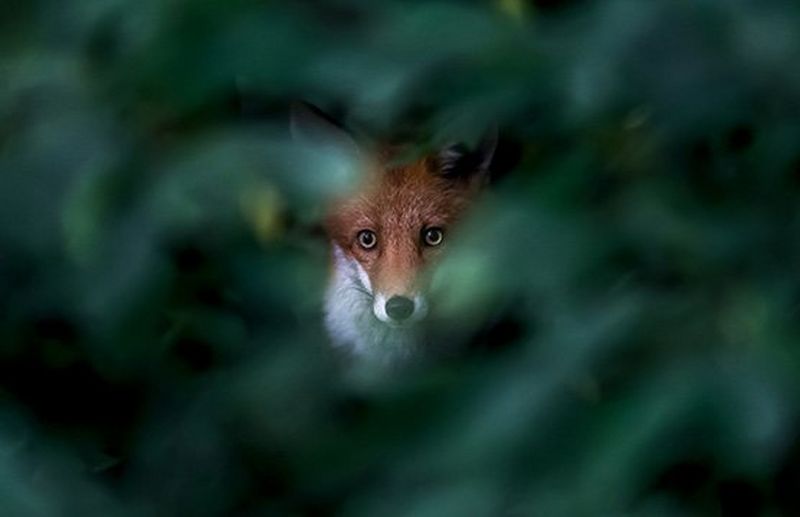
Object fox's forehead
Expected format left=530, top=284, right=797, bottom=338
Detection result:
left=328, top=157, right=471, bottom=234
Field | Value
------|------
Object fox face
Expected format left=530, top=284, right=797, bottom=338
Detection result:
left=292, top=103, right=494, bottom=360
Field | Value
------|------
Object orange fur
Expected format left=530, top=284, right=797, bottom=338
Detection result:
left=326, top=153, right=479, bottom=299
left=291, top=101, right=493, bottom=357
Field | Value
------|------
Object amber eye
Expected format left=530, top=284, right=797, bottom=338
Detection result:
left=423, top=227, right=444, bottom=247
left=357, top=230, right=377, bottom=250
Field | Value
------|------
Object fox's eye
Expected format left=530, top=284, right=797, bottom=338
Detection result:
left=357, top=230, right=377, bottom=250
left=423, top=227, right=444, bottom=247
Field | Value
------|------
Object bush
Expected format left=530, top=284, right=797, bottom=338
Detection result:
left=2, top=1, right=800, bottom=515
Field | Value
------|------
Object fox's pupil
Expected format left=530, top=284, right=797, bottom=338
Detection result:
left=358, top=230, right=377, bottom=249
left=423, top=228, right=444, bottom=247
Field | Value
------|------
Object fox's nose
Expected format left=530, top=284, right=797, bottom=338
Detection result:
left=385, top=296, right=415, bottom=321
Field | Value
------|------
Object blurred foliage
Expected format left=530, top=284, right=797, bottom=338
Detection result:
left=2, top=0, right=800, bottom=515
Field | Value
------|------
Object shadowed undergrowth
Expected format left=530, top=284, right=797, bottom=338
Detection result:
left=1, top=1, right=800, bottom=515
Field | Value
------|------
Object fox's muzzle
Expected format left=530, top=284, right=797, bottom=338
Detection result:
left=373, top=292, right=428, bottom=326
left=385, top=296, right=414, bottom=321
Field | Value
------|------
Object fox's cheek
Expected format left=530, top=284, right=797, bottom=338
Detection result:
left=354, top=260, right=373, bottom=294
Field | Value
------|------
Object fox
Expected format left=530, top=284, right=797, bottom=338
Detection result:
left=291, top=103, right=496, bottom=362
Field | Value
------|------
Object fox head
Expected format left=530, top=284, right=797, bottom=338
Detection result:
left=292, top=103, right=495, bottom=358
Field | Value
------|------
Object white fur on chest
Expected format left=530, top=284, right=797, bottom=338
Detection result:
left=324, top=245, right=420, bottom=362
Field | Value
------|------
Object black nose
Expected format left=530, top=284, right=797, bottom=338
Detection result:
left=385, top=296, right=414, bottom=321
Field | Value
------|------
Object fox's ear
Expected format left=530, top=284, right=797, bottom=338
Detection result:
left=290, top=101, right=359, bottom=155
left=437, top=127, right=498, bottom=182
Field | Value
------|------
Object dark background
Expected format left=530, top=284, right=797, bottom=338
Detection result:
left=2, top=0, right=800, bottom=515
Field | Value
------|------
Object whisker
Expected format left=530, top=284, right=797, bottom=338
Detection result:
left=351, top=285, right=374, bottom=299
left=356, top=288, right=373, bottom=298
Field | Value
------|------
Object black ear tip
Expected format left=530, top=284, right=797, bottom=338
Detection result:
left=290, top=101, right=306, bottom=116
left=290, top=100, right=346, bottom=140
left=290, top=101, right=328, bottom=125
left=436, top=128, right=500, bottom=180
left=291, top=100, right=321, bottom=116
left=289, top=100, right=360, bottom=156
left=436, top=145, right=479, bottom=179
